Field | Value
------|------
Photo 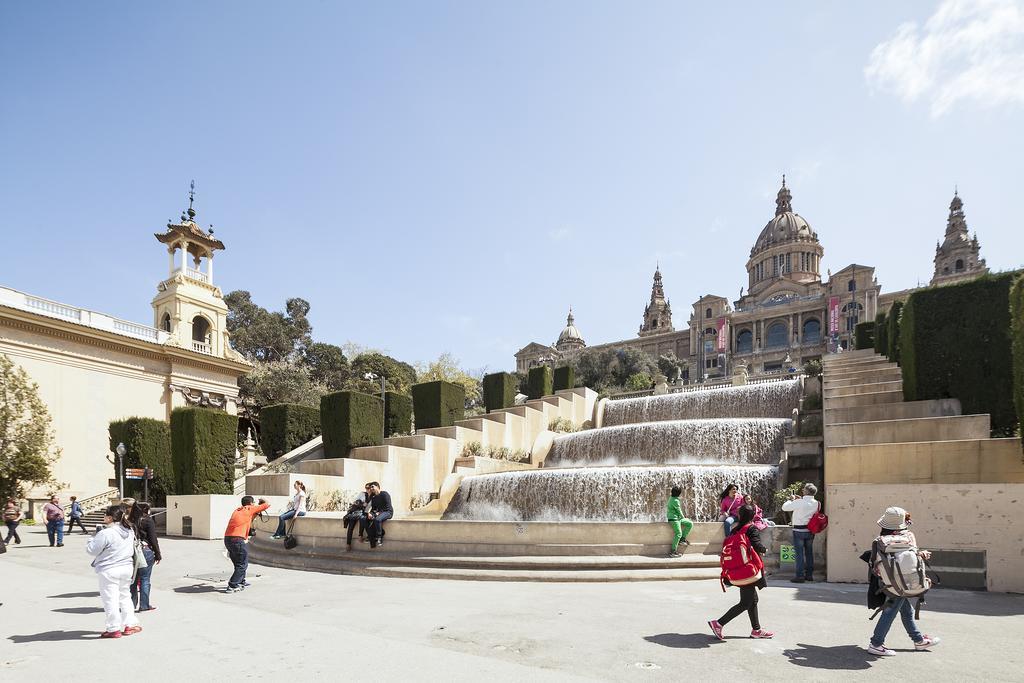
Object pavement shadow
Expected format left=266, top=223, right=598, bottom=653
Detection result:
left=790, top=584, right=1024, bottom=617
left=52, top=606, right=104, bottom=614
left=783, top=644, right=875, bottom=671
left=174, top=583, right=224, bottom=594
left=47, top=592, right=100, bottom=599
left=644, top=633, right=725, bottom=649
left=8, top=630, right=96, bottom=643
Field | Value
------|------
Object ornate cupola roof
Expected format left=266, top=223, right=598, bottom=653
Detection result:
left=931, top=189, right=987, bottom=286
left=639, top=264, right=674, bottom=336
left=554, top=306, right=586, bottom=353
left=155, top=181, right=225, bottom=253
left=750, top=176, right=817, bottom=257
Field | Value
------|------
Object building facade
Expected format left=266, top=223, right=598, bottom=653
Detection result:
left=515, top=182, right=987, bottom=380
left=0, top=191, right=250, bottom=502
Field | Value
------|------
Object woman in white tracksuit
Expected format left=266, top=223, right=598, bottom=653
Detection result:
left=85, top=505, right=141, bottom=638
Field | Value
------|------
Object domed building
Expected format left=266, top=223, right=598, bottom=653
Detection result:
left=555, top=307, right=586, bottom=354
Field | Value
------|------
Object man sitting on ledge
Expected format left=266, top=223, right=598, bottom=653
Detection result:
left=366, top=482, right=392, bottom=549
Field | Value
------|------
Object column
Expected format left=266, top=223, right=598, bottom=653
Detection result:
left=207, top=250, right=214, bottom=283
left=168, top=246, right=176, bottom=275
left=180, top=241, right=189, bottom=274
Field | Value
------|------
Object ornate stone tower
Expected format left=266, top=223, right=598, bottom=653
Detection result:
left=554, top=307, right=586, bottom=355
left=639, top=266, right=674, bottom=336
left=151, top=182, right=235, bottom=359
left=931, top=190, right=987, bottom=286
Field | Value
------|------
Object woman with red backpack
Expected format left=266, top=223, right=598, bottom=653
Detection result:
left=708, top=505, right=774, bottom=640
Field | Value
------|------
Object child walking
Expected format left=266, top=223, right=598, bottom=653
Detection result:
left=667, top=486, right=693, bottom=558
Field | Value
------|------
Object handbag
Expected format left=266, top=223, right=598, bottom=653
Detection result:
left=132, top=536, right=147, bottom=572
left=807, top=501, right=829, bottom=534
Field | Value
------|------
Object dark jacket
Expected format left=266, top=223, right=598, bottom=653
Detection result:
left=859, top=548, right=886, bottom=609
left=135, top=516, right=162, bottom=562
left=724, top=523, right=768, bottom=589
left=368, top=491, right=393, bottom=516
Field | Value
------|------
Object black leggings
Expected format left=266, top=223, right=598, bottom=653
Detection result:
left=719, top=585, right=760, bottom=630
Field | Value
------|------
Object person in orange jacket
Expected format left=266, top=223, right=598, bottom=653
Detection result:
left=223, top=496, right=269, bottom=593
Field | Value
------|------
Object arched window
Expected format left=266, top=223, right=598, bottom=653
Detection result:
left=192, top=315, right=211, bottom=343
left=705, top=308, right=712, bottom=319
left=161, top=313, right=171, bottom=332
left=736, top=329, right=753, bottom=353
left=766, top=322, right=788, bottom=348
left=802, top=318, right=821, bottom=344
left=955, top=259, right=964, bottom=271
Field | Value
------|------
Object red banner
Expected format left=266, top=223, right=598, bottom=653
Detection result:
left=716, top=317, right=727, bottom=352
left=828, top=296, right=840, bottom=335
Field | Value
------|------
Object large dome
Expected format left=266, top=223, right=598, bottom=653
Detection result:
left=750, top=180, right=818, bottom=257
left=556, top=308, right=585, bottom=348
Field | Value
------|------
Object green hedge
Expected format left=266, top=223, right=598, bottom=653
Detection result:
left=108, top=417, right=173, bottom=505
left=482, top=372, right=516, bottom=413
left=886, top=300, right=904, bottom=363
left=320, top=391, right=383, bottom=458
left=170, top=408, right=238, bottom=495
left=854, top=321, right=875, bottom=350
left=527, top=365, right=553, bottom=399
left=553, top=366, right=575, bottom=392
left=874, top=311, right=888, bottom=355
left=259, top=403, right=320, bottom=460
left=1011, top=275, right=1024, bottom=451
left=412, top=380, right=464, bottom=430
left=901, top=272, right=1020, bottom=436
left=385, top=392, right=412, bottom=437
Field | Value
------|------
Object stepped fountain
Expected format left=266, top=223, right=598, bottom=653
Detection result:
left=443, top=379, right=800, bottom=522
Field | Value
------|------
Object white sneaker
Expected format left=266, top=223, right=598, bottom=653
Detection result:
left=867, top=643, right=896, bottom=656
left=915, top=635, right=941, bottom=650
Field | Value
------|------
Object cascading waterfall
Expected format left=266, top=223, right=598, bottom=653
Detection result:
left=443, top=380, right=802, bottom=523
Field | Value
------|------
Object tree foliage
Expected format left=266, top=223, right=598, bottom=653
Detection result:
left=572, top=346, right=659, bottom=393
left=302, top=341, right=349, bottom=390
left=657, top=353, right=686, bottom=382
left=415, top=353, right=482, bottom=409
left=0, top=354, right=61, bottom=499
left=224, top=291, right=313, bottom=363
left=351, top=352, right=418, bottom=395
left=238, top=360, right=328, bottom=409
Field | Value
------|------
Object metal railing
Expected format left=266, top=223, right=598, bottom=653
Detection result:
left=78, top=488, right=120, bottom=513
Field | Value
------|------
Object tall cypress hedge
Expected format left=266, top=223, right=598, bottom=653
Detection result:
left=385, top=391, right=413, bottom=437
left=259, top=403, right=321, bottom=459
left=170, top=408, right=238, bottom=495
left=854, top=321, right=875, bottom=350
left=527, top=365, right=553, bottom=399
left=900, top=272, right=1020, bottom=436
left=108, top=417, right=173, bottom=505
left=482, top=372, right=516, bottom=412
left=1010, top=274, right=1024, bottom=451
left=553, top=366, right=576, bottom=392
left=411, top=380, right=465, bottom=429
left=887, top=300, right=904, bottom=364
left=320, top=391, right=383, bottom=458
left=874, top=311, right=888, bottom=355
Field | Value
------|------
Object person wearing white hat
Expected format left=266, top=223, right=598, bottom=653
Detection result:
left=865, top=506, right=940, bottom=657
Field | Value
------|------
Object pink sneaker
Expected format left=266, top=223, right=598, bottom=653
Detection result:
left=915, top=635, right=941, bottom=650
left=750, top=629, right=774, bottom=639
left=99, top=630, right=122, bottom=639
left=708, top=620, right=724, bottom=641
left=122, top=625, right=142, bottom=636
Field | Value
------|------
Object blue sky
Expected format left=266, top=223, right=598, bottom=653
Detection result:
left=2, top=1, right=1022, bottom=371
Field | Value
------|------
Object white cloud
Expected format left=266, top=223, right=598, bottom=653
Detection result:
left=548, top=226, right=572, bottom=242
left=865, top=0, right=1024, bottom=117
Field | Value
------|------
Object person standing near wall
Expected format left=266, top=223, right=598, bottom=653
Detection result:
left=42, top=495, right=65, bottom=547
left=667, top=486, right=693, bottom=558
left=781, top=483, right=819, bottom=582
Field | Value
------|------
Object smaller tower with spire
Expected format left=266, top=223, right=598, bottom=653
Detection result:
left=639, top=265, right=674, bottom=336
left=930, top=190, right=988, bottom=286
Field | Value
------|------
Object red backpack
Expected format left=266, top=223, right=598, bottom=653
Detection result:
left=719, top=523, right=764, bottom=591
left=807, top=501, right=829, bottom=534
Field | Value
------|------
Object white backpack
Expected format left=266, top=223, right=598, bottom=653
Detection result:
left=872, top=534, right=931, bottom=599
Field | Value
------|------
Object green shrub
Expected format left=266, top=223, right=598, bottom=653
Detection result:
left=901, top=272, right=1021, bottom=436
left=803, top=359, right=822, bottom=378
left=800, top=413, right=823, bottom=437
left=108, top=418, right=173, bottom=504
left=170, top=408, right=238, bottom=495
left=385, top=392, right=413, bottom=436
left=548, top=417, right=580, bottom=433
left=527, top=366, right=553, bottom=399
left=887, top=300, right=903, bottom=364
left=626, top=372, right=651, bottom=391
left=874, top=311, right=888, bottom=355
left=259, top=404, right=320, bottom=460
left=411, top=380, right=465, bottom=429
left=802, top=393, right=822, bottom=411
left=1011, top=275, right=1024, bottom=452
left=482, top=372, right=516, bottom=412
left=320, top=391, right=383, bottom=458
left=553, top=366, right=575, bottom=392
left=854, top=321, right=875, bottom=350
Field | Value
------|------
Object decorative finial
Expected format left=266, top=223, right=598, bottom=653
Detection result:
left=954, top=184, right=958, bottom=197
left=186, top=179, right=196, bottom=221
left=567, top=305, right=574, bottom=326
left=782, top=173, right=786, bottom=188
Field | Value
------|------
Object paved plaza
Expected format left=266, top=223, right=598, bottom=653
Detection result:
left=2, top=528, right=1022, bottom=681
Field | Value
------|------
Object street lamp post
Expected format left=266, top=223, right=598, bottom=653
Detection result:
left=364, top=372, right=386, bottom=441
left=115, top=442, right=126, bottom=500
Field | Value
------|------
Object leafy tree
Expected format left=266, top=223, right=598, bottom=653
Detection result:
left=224, top=291, right=313, bottom=362
left=303, top=342, right=349, bottom=390
left=626, top=372, right=653, bottom=391
left=657, top=353, right=686, bottom=382
left=416, top=353, right=483, bottom=410
left=238, top=360, right=328, bottom=410
left=350, top=352, right=418, bottom=394
left=0, top=354, right=61, bottom=499
left=573, top=346, right=659, bottom=393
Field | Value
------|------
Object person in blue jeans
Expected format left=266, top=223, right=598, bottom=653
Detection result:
left=365, top=482, right=392, bottom=549
left=129, top=502, right=162, bottom=611
left=272, top=481, right=307, bottom=539
left=66, top=496, right=88, bottom=534
left=781, top=483, right=819, bottom=582
left=42, top=496, right=65, bottom=547
left=223, top=496, right=270, bottom=592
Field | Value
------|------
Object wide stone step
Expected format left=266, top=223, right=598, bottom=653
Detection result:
left=824, top=357, right=894, bottom=370
left=823, top=370, right=902, bottom=388
left=825, top=414, right=991, bottom=447
left=824, top=399, right=961, bottom=425
left=823, top=349, right=878, bottom=361
left=824, top=380, right=902, bottom=398
left=824, top=390, right=904, bottom=409
left=415, top=425, right=483, bottom=444
left=824, top=437, right=1024, bottom=485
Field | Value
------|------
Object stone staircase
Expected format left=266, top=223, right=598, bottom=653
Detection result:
left=821, top=348, right=1023, bottom=591
left=244, top=388, right=598, bottom=516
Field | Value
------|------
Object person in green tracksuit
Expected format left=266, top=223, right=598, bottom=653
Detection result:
left=667, top=486, right=694, bottom=558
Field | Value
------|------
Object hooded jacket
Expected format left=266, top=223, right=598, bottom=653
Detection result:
left=85, top=523, right=135, bottom=573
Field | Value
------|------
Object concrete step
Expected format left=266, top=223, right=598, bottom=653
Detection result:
left=823, top=349, right=878, bottom=361
left=825, top=414, right=991, bottom=447
left=416, top=425, right=483, bottom=444
left=246, top=472, right=349, bottom=497
left=824, top=399, right=961, bottom=425
left=824, top=437, right=1024, bottom=485
left=824, top=380, right=902, bottom=398
left=823, top=369, right=903, bottom=388
left=824, top=390, right=904, bottom=409
left=823, top=357, right=894, bottom=371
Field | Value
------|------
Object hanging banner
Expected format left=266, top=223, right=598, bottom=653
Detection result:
left=716, top=317, right=727, bottom=352
left=828, top=296, right=840, bottom=335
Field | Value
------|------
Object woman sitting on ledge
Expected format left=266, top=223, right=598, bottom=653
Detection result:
left=272, top=480, right=307, bottom=539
